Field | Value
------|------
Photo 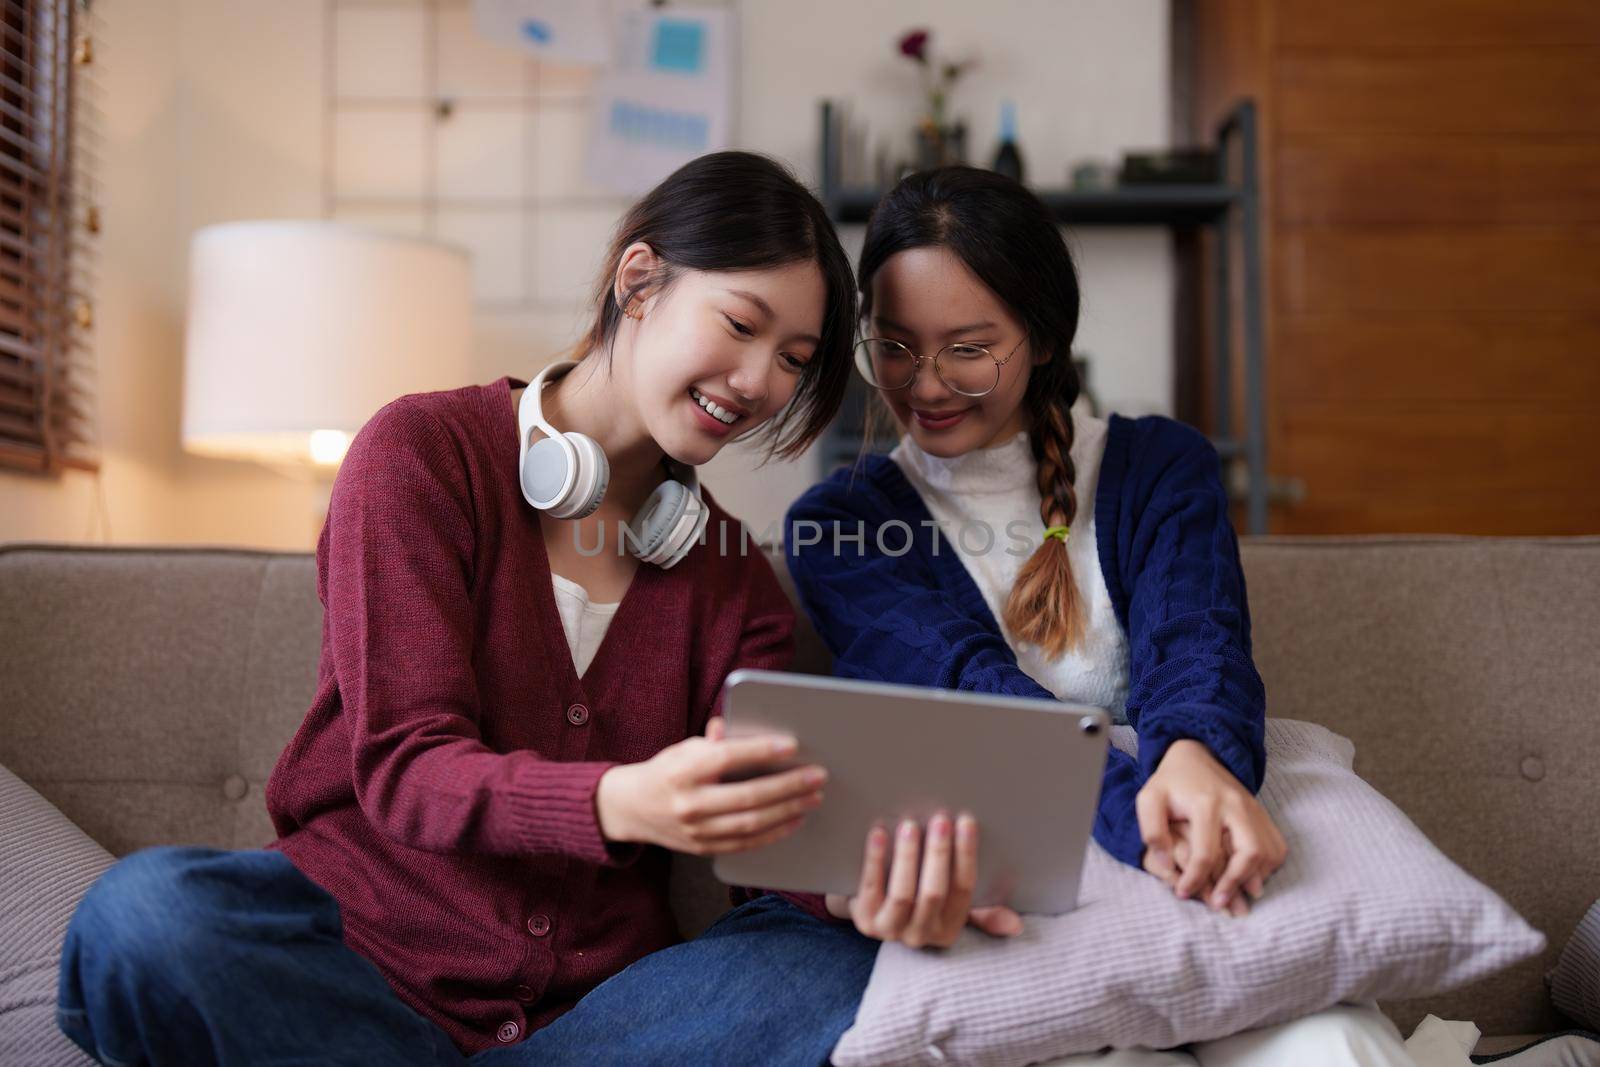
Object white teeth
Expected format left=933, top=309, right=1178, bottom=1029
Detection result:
left=690, top=388, right=738, bottom=425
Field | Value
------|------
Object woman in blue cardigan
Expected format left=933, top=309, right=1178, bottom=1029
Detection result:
left=785, top=167, right=1422, bottom=1063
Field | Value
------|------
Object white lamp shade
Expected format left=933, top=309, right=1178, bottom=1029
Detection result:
left=182, top=221, right=472, bottom=467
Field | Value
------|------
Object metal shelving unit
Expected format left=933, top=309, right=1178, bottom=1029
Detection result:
left=817, top=98, right=1269, bottom=534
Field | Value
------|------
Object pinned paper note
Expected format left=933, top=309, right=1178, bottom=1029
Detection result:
left=585, top=8, right=735, bottom=195
left=650, top=18, right=705, bottom=73
left=472, top=0, right=611, bottom=67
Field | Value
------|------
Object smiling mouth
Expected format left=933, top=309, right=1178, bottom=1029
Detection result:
left=911, top=406, right=972, bottom=426
left=690, top=386, right=743, bottom=426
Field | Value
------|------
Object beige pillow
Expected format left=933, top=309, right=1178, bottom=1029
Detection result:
left=0, top=763, right=111, bottom=1066
left=832, top=719, right=1545, bottom=1066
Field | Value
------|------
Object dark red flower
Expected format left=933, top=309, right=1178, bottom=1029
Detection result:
left=899, top=29, right=929, bottom=63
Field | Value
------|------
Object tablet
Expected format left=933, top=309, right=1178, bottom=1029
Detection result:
left=710, top=669, right=1111, bottom=916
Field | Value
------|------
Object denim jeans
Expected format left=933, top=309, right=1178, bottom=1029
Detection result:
left=481, top=891, right=878, bottom=1067
left=56, top=845, right=876, bottom=1067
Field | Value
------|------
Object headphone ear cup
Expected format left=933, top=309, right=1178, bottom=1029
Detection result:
left=629, top=479, right=708, bottom=568
left=548, top=432, right=608, bottom=520
left=521, top=436, right=574, bottom=511
left=628, top=480, right=686, bottom=564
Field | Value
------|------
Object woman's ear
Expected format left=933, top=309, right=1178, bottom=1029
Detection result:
left=614, top=241, right=663, bottom=318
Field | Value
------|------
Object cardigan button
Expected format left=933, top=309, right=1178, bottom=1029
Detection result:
left=496, top=1020, right=521, bottom=1043
left=527, top=913, right=551, bottom=937
left=1520, top=756, right=1545, bottom=782
left=222, top=774, right=248, bottom=801
left=566, top=703, right=590, bottom=726
left=513, top=984, right=536, bottom=1002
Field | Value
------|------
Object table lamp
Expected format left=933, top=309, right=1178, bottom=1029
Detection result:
left=181, top=221, right=472, bottom=540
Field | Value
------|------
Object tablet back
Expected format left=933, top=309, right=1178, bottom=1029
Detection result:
left=711, top=669, right=1110, bottom=915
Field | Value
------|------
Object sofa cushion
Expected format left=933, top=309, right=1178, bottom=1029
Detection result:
left=0, top=546, right=319, bottom=858
left=831, top=719, right=1545, bottom=1067
left=0, top=763, right=111, bottom=1066
left=1238, top=536, right=1600, bottom=1034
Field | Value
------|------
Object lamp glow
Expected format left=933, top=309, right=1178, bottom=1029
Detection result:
left=309, top=430, right=351, bottom=466
left=182, top=221, right=472, bottom=472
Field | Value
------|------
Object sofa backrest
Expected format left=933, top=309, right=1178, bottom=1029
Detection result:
left=2, top=537, right=1596, bottom=1035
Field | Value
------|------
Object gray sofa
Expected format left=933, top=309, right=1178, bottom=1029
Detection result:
left=3, top=537, right=1598, bottom=1063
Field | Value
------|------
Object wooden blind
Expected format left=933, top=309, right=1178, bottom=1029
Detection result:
left=0, top=0, right=98, bottom=474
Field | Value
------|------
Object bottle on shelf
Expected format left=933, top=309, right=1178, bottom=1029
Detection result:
left=991, top=100, right=1026, bottom=184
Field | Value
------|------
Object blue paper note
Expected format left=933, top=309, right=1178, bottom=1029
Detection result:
left=608, top=101, right=710, bottom=150
left=651, top=18, right=704, bottom=73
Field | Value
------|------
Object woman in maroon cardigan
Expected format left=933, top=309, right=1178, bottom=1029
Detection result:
left=55, top=152, right=871, bottom=1066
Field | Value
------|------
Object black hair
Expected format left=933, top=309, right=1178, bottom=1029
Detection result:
left=578, top=151, right=855, bottom=460
left=857, top=166, right=1088, bottom=654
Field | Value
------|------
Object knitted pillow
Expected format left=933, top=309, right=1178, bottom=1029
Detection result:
left=0, top=763, right=111, bottom=1066
left=1550, top=899, right=1600, bottom=1032
left=831, top=719, right=1545, bottom=1067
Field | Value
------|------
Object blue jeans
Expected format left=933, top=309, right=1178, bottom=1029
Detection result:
left=485, top=892, right=877, bottom=1067
left=56, top=846, right=876, bottom=1066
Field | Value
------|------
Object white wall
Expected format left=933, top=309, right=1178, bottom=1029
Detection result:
left=701, top=0, right=1175, bottom=530
left=1, top=0, right=1171, bottom=551
left=3, top=0, right=332, bottom=549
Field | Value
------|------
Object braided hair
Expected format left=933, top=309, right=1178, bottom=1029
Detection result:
left=858, top=166, right=1086, bottom=655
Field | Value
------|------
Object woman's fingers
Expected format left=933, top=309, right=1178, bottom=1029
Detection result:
left=937, top=814, right=983, bottom=942
left=691, top=815, right=806, bottom=855
left=1161, top=807, right=1279, bottom=913
left=1169, top=833, right=1221, bottom=905
left=1174, top=803, right=1225, bottom=901
left=1209, top=820, right=1264, bottom=909
left=853, top=824, right=891, bottom=918
left=691, top=763, right=828, bottom=819
left=1143, top=843, right=1180, bottom=887
left=900, top=814, right=990, bottom=948
left=875, top=820, right=922, bottom=936
left=705, top=716, right=726, bottom=742
left=904, top=814, right=953, bottom=947
left=968, top=905, right=1024, bottom=937
left=696, top=733, right=800, bottom=784
left=950, top=814, right=980, bottom=920
left=691, top=790, right=823, bottom=842
left=1135, top=785, right=1175, bottom=857
left=849, top=814, right=996, bottom=948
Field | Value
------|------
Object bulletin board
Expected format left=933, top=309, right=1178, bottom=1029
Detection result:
left=321, top=0, right=633, bottom=311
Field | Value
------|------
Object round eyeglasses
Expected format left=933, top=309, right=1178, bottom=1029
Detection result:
left=852, top=337, right=1024, bottom=398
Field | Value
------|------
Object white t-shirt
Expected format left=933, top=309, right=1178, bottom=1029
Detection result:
left=888, top=405, right=1131, bottom=719
left=549, top=573, right=621, bottom=677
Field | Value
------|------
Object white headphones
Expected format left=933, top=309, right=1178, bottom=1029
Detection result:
left=517, top=360, right=709, bottom=570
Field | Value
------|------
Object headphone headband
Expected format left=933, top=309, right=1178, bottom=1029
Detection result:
left=518, top=361, right=580, bottom=510
left=515, top=361, right=707, bottom=569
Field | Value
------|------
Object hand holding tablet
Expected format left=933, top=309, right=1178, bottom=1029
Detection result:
left=711, top=670, right=1111, bottom=922
left=595, top=717, right=826, bottom=856
left=822, top=810, right=1025, bottom=948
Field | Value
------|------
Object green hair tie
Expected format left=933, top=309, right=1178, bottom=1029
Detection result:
left=1043, top=525, right=1071, bottom=544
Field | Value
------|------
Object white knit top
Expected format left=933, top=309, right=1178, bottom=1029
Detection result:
left=888, top=408, right=1131, bottom=719
left=549, top=573, right=621, bottom=677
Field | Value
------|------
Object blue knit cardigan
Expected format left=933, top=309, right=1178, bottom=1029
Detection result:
left=783, top=414, right=1268, bottom=870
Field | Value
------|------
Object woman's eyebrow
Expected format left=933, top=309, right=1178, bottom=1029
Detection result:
left=725, top=288, right=821, bottom=345
left=724, top=288, right=775, bottom=318
left=873, top=315, right=998, bottom=338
